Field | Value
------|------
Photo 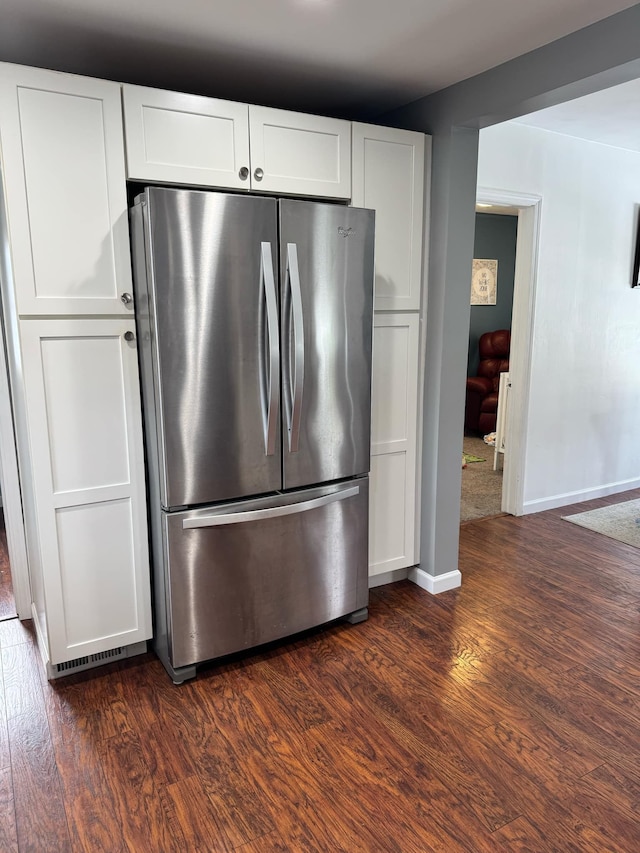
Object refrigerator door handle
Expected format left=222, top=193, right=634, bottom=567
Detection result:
left=260, top=241, right=280, bottom=456
left=182, top=485, right=359, bottom=529
left=286, top=242, right=305, bottom=452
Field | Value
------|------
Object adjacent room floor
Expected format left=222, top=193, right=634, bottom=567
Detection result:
left=2, top=490, right=640, bottom=851
left=461, top=434, right=504, bottom=522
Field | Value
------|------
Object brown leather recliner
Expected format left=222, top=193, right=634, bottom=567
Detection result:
left=465, top=329, right=510, bottom=434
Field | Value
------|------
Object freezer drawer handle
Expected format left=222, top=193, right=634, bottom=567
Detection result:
left=182, top=485, right=360, bottom=529
left=260, top=241, right=280, bottom=456
left=285, top=242, right=305, bottom=453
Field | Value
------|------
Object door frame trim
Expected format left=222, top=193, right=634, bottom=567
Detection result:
left=476, top=187, right=542, bottom=516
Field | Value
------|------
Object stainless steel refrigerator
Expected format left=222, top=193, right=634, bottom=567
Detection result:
left=130, top=187, right=374, bottom=683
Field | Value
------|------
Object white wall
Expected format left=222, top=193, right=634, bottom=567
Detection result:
left=478, top=121, right=640, bottom=512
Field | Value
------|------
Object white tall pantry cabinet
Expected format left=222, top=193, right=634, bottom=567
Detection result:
left=0, top=64, right=152, bottom=673
left=352, top=124, right=428, bottom=580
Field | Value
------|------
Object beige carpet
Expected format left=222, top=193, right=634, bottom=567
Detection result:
left=562, top=499, right=640, bottom=548
left=460, top=435, right=504, bottom=522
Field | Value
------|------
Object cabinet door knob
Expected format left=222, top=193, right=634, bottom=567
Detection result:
left=124, top=331, right=135, bottom=342
left=254, top=167, right=264, bottom=182
left=121, top=292, right=133, bottom=305
left=238, top=166, right=249, bottom=180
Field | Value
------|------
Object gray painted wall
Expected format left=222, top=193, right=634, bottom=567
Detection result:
left=383, top=6, right=640, bottom=133
left=468, top=213, right=518, bottom=376
left=414, top=124, right=478, bottom=580
left=377, top=5, right=640, bottom=580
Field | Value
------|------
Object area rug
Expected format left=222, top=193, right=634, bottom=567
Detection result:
left=461, top=435, right=502, bottom=522
left=562, top=499, right=640, bottom=548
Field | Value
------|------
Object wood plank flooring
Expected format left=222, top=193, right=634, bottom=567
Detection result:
left=3, top=492, right=640, bottom=850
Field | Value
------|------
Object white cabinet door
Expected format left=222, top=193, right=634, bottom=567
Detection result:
left=20, top=319, right=152, bottom=664
left=249, top=106, right=351, bottom=198
left=369, top=314, right=420, bottom=577
left=121, top=87, right=350, bottom=199
left=122, top=84, right=251, bottom=190
left=0, top=64, right=133, bottom=316
left=352, top=124, right=426, bottom=310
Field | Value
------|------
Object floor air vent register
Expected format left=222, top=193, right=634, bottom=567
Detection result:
left=47, top=641, right=148, bottom=679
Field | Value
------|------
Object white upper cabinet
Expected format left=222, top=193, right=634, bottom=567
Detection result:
left=121, top=85, right=351, bottom=199
left=248, top=106, right=350, bottom=198
left=0, top=64, right=133, bottom=316
left=352, top=124, right=426, bottom=311
left=122, top=85, right=251, bottom=190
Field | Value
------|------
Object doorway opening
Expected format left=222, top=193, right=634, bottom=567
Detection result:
left=461, top=206, right=518, bottom=522
left=461, top=189, right=541, bottom=522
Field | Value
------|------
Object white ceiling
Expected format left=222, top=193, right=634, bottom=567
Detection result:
left=1, top=0, right=637, bottom=118
left=513, top=77, right=640, bottom=153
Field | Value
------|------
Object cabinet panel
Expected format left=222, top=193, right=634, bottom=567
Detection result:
left=20, top=319, right=151, bottom=663
left=352, top=124, right=426, bottom=310
left=41, top=335, right=130, bottom=493
left=122, top=85, right=251, bottom=189
left=370, top=453, right=409, bottom=574
left=371, top=322, right=412, bottom=452
left=369, top=314, right=419, bottom=576
left=0, top=64, right=132, bottom=315
left=56, top=500, right=139, bottom=647
left=249, top=106, right=351, bottom=198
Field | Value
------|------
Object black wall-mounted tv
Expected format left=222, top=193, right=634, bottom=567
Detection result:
left=632, top=217, right=640, bottom=287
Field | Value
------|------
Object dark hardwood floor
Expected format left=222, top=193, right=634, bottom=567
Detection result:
left=2, top=492, right=640, bottom=851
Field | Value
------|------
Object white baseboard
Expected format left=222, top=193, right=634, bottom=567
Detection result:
left=522, top=478, right=640, bottom=515
left=408, top=567, right=462, bottom=595
left=368, top=568, right=409, bottom=588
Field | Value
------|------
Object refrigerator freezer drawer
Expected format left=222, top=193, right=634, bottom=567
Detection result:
left=162, top=477, right=369, bottom=670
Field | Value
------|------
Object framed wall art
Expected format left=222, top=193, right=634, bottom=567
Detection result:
left=471, top=258, right=498, bottom=305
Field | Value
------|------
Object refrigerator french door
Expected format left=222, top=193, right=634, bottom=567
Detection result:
left=131, top=187, right=374, bottom=683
